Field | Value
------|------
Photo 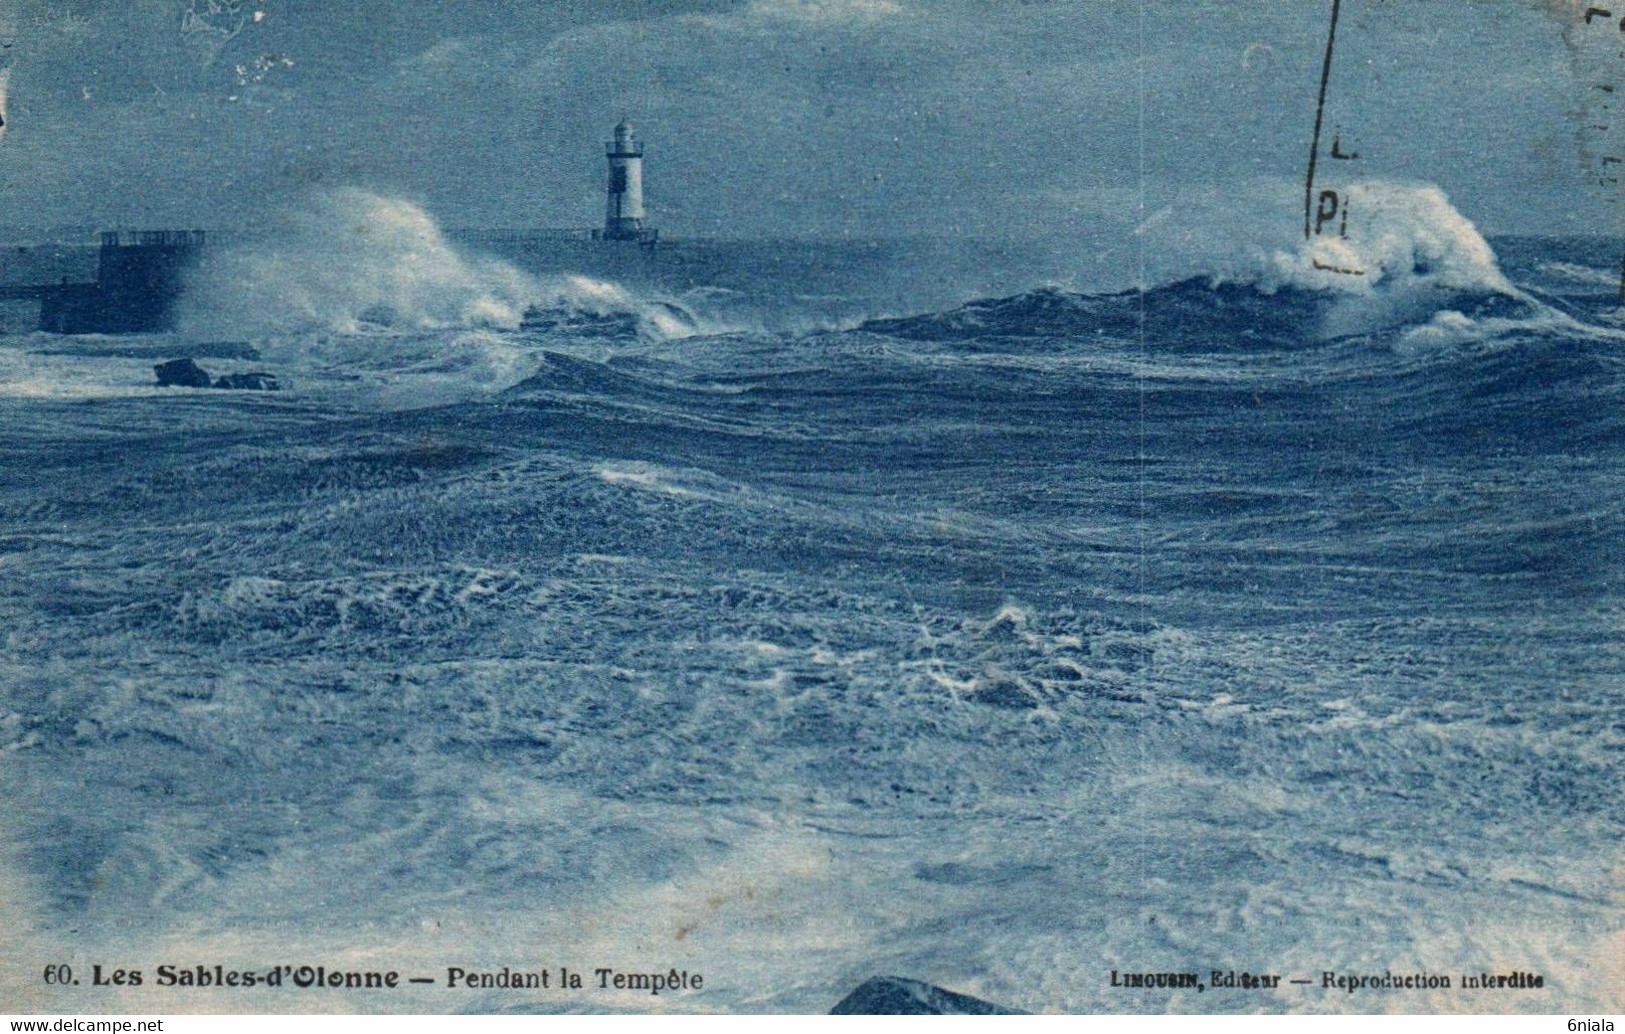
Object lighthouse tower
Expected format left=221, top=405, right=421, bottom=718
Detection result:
left=603, top=120, right=646, bottom=240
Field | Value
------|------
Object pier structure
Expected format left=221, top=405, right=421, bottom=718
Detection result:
left=0, top=230, right=206, bottom=333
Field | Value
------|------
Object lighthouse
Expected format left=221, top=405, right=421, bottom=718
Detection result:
left=603, top=119, right=647, bottom=240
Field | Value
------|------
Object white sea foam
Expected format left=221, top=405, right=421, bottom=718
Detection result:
left=0, top=339, right=169, bottom=399
left=1262, top=181, right=1512, bottom=296
left=180, top=189, right=703, bottom=341
left=1537, top=260, right=1620, bottom=289
left=1127, top=179, right=1550, bottom=341
left=1261, top=182, right=1529, bottom=341
left=1133, top=179, right=1507, bottom=294
left=181, top=189, right=535, bottom=336
left=164, top=189, right=722, bottom=402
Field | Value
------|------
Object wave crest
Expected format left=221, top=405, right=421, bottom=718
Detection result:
left=864, top=184, right=1560, bottom=347
left=858, top=277, right=1542, bottom=347
left=1261, top=181, right=1512, bottom=296
left=179, top=189, right=698, bottom=341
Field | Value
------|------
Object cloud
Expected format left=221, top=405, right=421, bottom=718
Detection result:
left=0, top=0, right=1600, bottom=236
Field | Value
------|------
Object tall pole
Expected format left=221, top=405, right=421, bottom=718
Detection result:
left=1304, top=0, right=1342, bottom=239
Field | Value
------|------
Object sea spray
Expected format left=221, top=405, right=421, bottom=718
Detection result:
left=180, top=189, right=536, bottom=336
left=862, top=180, right=1588, bottom=350
left=169, top=189, right=711, bottom=402
left=1110, top=178, right=1530, bottom=339
left=1264, top=181, right=1513, bottom=295
left=179, top=188, right=702, bottom=340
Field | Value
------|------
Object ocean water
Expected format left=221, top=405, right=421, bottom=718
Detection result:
left=0, top=187, right=1621, bottom=1013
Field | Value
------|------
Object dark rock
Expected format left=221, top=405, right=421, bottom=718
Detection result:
left=213, top=371, right=281, bottom=391
left=830, top=977, right=1021, bottom=1015
left=153, top=357, right=212, bottom=388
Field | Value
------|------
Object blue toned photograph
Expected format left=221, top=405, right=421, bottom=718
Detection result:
left=0, top=0, right=1620, bottom=1016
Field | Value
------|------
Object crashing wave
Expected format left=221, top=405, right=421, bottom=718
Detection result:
left=179, top=189, right=702, bottom=341
left=180, top=189, right=536, bottom=336
left=520, top=277, right=699, bottom=340
left=859, top=277, right=1548, bottom=348
left=863, top=183, right=1571, bottom=347
left=1260, top=181, right=1513, bottom=296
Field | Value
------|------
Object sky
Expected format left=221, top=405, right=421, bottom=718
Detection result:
left=0, top=0, right=1611, bottom=239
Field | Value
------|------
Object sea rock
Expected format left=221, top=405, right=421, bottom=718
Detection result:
left=213, top=371, right=281, bottom=391
left=153, top=357, right=213, bottom=388
left=829, top=977, right=1021, bottom=1015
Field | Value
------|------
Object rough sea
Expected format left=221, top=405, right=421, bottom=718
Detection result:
left=1, top=185, right=1621, bottom=1013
